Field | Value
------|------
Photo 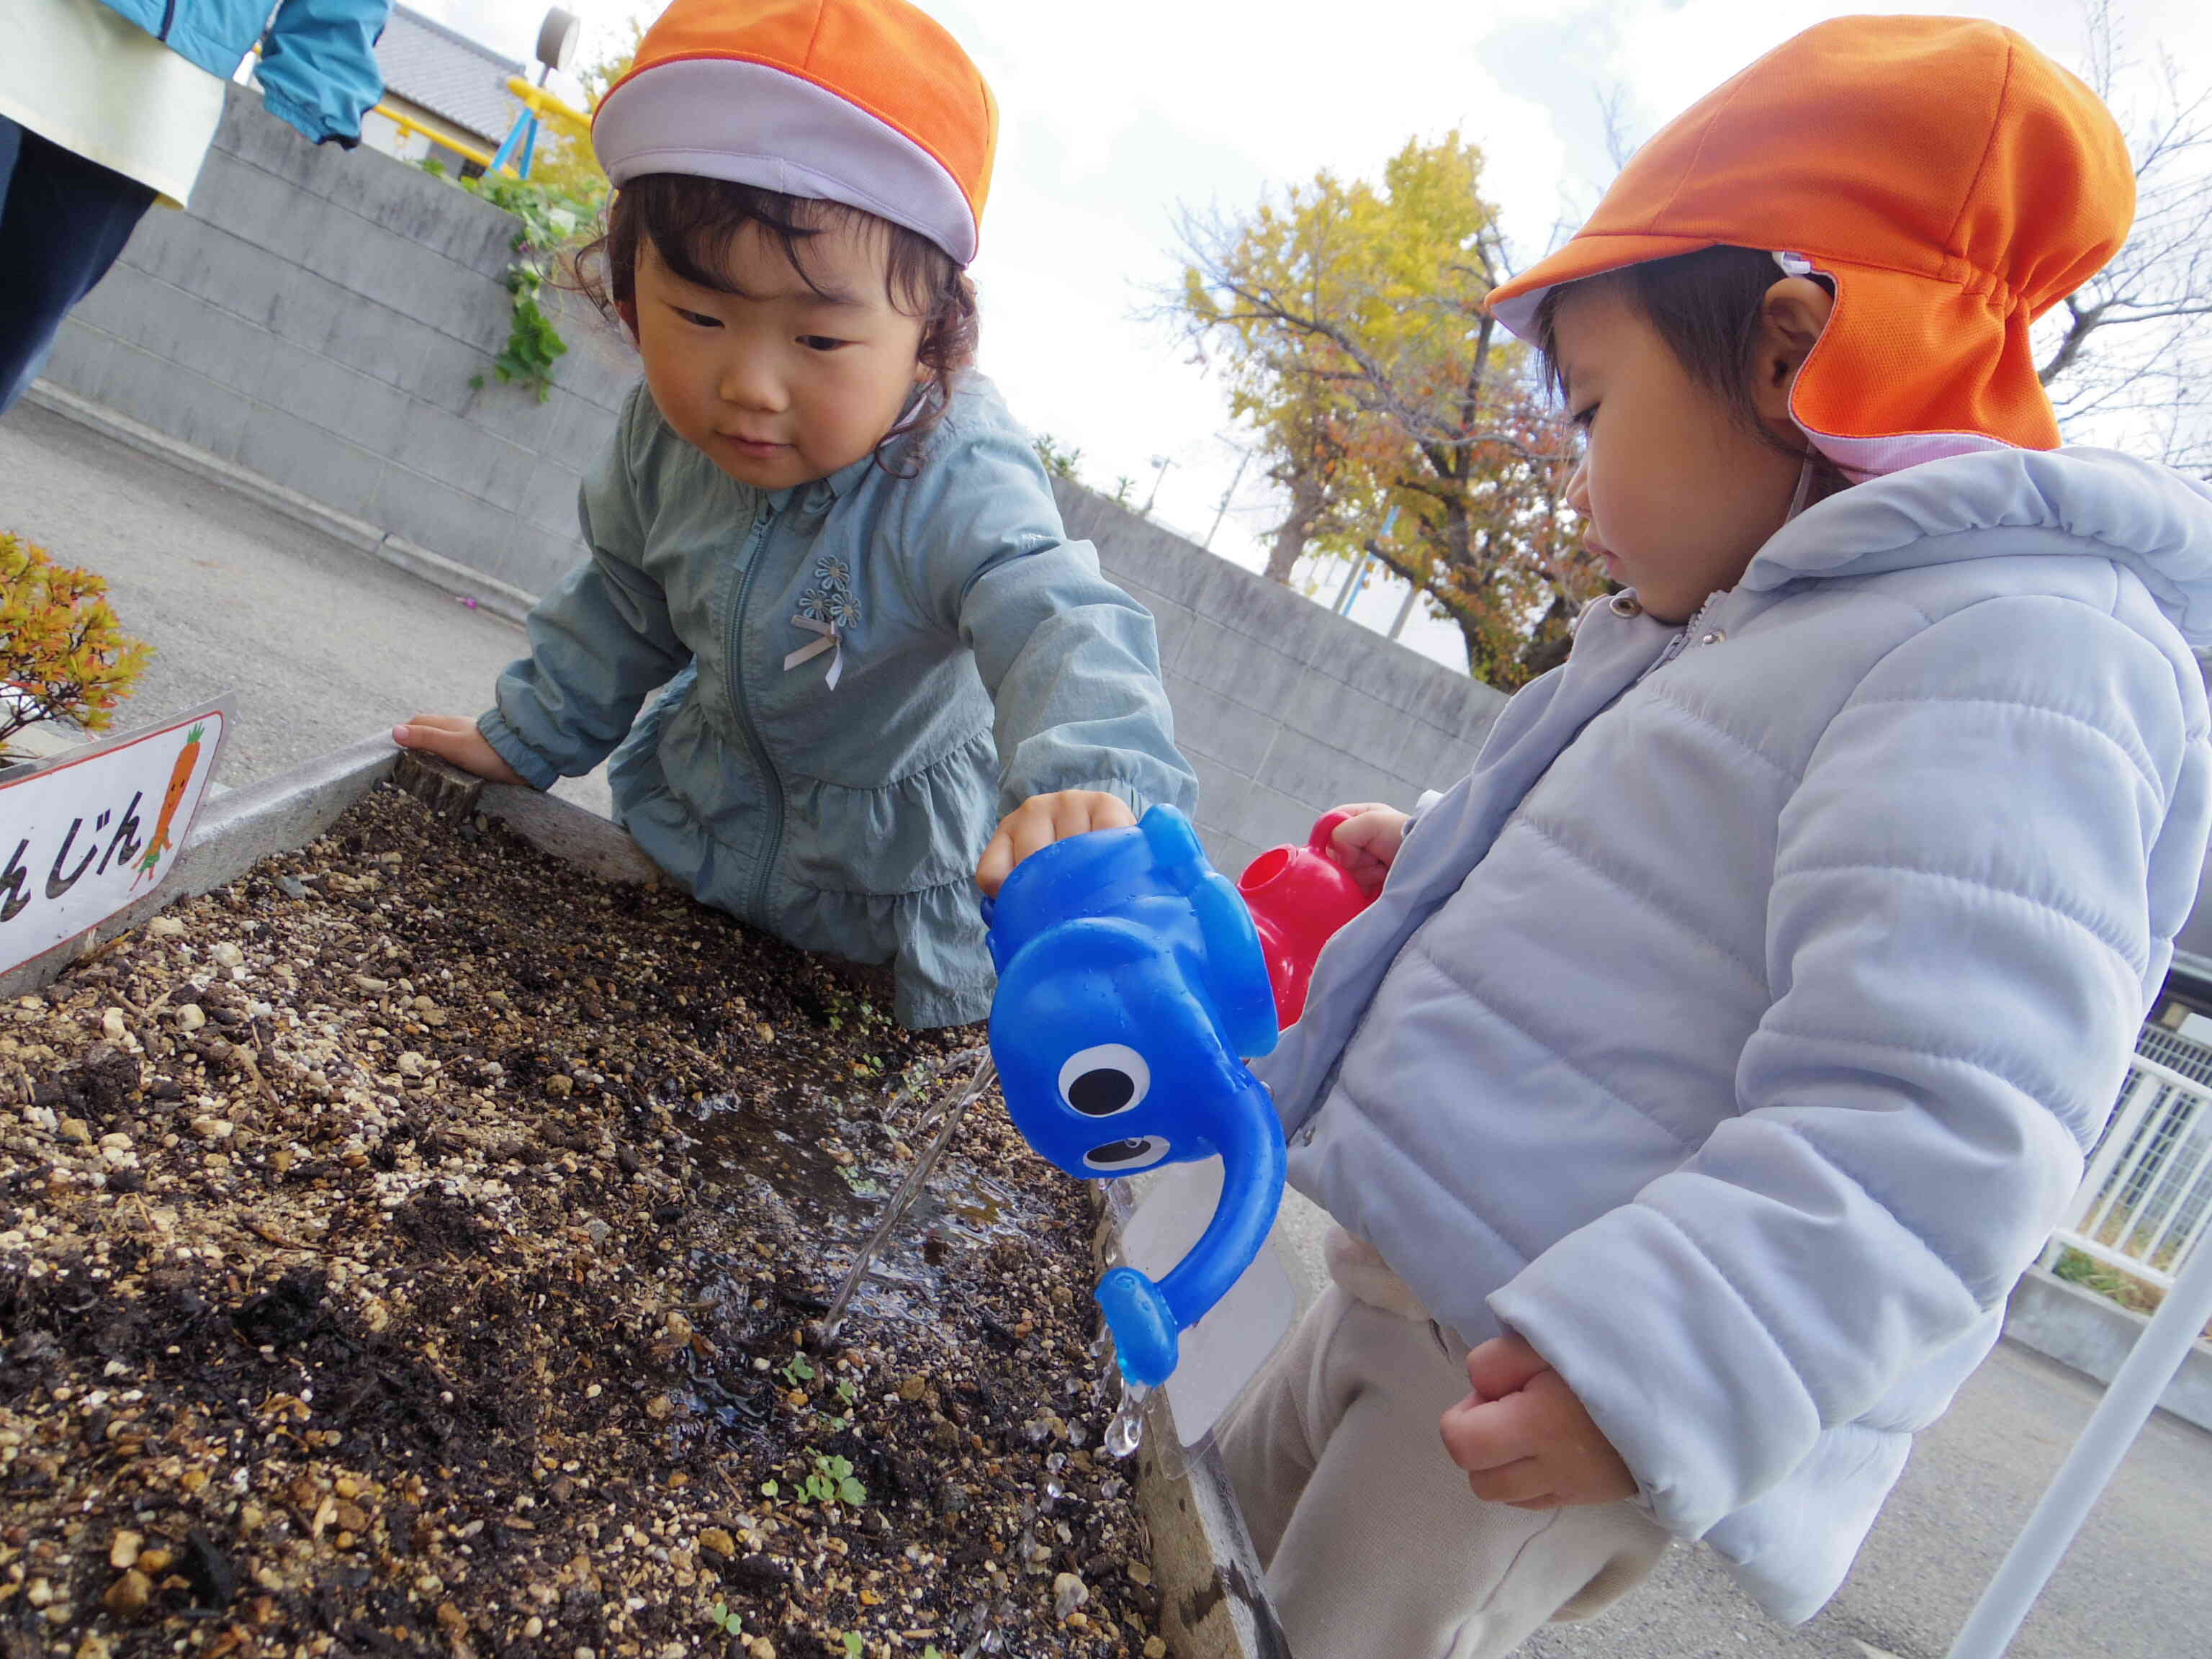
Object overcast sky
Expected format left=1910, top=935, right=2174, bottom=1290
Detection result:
left=415, top=0, right=2212, bottom=667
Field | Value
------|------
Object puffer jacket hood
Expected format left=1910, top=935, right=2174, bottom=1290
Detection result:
left=1257, top=445, right=2212, bottom=1622
left=1745, top=446, right=2212, bottom=648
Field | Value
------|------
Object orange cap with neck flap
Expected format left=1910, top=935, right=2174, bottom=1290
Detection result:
left=1485, top=14, right=2135, bottom=479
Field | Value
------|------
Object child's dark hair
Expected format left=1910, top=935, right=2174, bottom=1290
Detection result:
left=573, top=174, right=979, bottom=463
left=1535, top=244, right=1848, bottom=493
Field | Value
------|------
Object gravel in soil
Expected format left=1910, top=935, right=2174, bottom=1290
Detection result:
left=0, top=786, right=1169, bottom=1659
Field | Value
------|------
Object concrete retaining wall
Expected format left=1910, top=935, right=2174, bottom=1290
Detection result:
left=1053, top=484, right=1505, bottom=873
left=38, top=89, right=1503, bottom=866
left=40, top=84, right=635, bottom=598
left=2003, top=1265, right=2212, bottom=1432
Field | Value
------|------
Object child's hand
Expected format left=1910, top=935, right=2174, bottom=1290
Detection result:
left=1439, top=1334, right=1636, bottom=1509
left=392, top=715, right=529, bottom=788
left=1326, top=802, right=1411, bottom=894
left=976, top=790, right=1137, bottom=896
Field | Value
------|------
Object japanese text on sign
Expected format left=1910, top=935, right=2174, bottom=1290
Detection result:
left=0, top=703, right=228, bottom=976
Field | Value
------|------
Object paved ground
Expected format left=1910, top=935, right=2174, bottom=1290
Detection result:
left=0, top=398, right=614, bottom=817
left=6, top=396, right=2211, bottom=1658
left=1524, top=1339, right=2212, bottom=1658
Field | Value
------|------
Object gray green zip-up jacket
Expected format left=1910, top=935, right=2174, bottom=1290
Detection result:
left=479, top=372, right=1197, bottom=1028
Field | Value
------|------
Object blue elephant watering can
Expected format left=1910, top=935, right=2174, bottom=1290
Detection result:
left=982, top=805, right=1285, bottom=1388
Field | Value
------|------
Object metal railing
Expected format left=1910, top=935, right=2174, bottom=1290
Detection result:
left=2128, top=1019, right=2212, bottom=1085
left=369, top=105, right=501, bottom=175
left=368, top=81, right=589, bottom=184
left=2044, top=1032, right=2212, bottom=1292
left=1948, top=1020, right=2212, bottom=1658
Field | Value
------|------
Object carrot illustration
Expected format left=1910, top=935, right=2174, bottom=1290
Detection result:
left=132, top=723, right=204, bottom=889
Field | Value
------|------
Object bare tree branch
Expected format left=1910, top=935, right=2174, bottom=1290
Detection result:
left=1596, top=83, right=1640, bottom=173
left=2033, top=0, right=2212, bottom=471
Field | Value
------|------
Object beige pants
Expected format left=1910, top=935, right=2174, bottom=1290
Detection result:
left=1217, top=1231, right=1670, bottom=1659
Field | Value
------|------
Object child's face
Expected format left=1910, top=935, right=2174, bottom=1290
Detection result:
left=1552, top=282, right=1814, bottom=624
left=623, top=220, right=930, bottom=491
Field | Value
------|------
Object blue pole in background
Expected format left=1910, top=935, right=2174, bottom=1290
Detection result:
left=1336, top=505, right=1402, bottom=617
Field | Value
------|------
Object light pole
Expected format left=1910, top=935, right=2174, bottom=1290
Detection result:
left=1334, top=506, right=1401, bottom=618
left=1204, top=451, right=1251, bottom=550
left=1388, top=580, right=1422, bottom=639
left=1142, top=456, right=1173, bottom=516
left=1379, top=508, right=1421, bottom=638
left=1946, top=1228, right=2212, bottom=1658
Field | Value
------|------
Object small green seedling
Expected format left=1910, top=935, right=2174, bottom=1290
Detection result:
left=836, top=1166, right=883, bottom=1197
left=781, top=1352, right=817, bottom=1386
left=836, top=1379, right=859, bottom=1407
left=759, top=1479, right=778, bottom=1498
left=707, top=1602, right=743, bottom=1637
left=841, top=1635, right=863, bottom=1659
left=802, top=1452, right=867, bottom=1507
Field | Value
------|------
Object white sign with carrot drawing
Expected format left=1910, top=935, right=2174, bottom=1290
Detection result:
left=0, top=701, right=229, bottom=978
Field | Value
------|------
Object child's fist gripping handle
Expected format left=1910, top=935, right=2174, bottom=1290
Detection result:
left=1237, top=809, right=1380, bottom=1027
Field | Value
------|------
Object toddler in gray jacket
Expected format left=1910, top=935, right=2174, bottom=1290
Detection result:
left=396, top=0, right=1195, bottom=1027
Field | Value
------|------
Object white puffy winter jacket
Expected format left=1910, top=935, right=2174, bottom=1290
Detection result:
left=1254, top=446, right=2212, bottom=1623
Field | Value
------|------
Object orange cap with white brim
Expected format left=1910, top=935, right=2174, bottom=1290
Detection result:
left=593, top=0, right=998, bottom=266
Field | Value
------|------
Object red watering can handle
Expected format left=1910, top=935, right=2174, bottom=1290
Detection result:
left=1308, top=810, right=1353, bottom=861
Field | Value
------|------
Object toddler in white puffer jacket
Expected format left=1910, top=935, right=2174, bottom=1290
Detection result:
left=1218, top=17, right=2212, bottom=1658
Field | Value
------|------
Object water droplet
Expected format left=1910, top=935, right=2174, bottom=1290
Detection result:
left=1043, top=1479, right=1064, bottom=1502
left=1105, top=1381, right=1150, bottom=1458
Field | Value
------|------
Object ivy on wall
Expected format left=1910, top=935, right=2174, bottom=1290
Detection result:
left=441, top=171, right=598, bottom=404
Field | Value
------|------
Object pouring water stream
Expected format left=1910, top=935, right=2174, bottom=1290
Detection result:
left=817, top=1046, right=1159, bottom=1458
left=818, top=1051, right=998, bottom=1347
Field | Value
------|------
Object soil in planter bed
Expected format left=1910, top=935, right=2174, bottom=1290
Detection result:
left=0, top=786, right=1173, bottom=1659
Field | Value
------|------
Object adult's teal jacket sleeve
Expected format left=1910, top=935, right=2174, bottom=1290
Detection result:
left=258, top=0, right=392, bottom=147
left=94, top=0, right=390, bottom=146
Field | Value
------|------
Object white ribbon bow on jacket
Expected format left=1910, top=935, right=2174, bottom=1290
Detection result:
left=783, top=616, right=845, bottom=690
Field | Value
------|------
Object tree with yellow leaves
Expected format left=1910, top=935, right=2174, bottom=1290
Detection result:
left=0, top=533, right=153, bottom=759
left=1172, top=134, right=1605, bottom=688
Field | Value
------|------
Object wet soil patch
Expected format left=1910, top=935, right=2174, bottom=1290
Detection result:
left=0, top=787, right=1163, bottom=1658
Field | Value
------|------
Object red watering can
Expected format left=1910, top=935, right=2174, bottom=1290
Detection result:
left=1238, top=811, right=1377, bottom=1028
